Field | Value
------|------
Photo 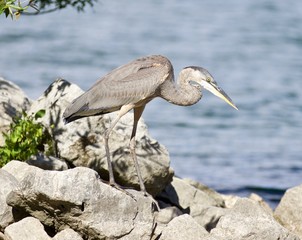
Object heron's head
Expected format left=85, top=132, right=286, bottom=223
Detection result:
left=183, top=66, right=238, bottom=110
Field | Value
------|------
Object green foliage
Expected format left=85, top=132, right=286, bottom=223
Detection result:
left=38, top=0, right=96, bottom=12
left=1, top=0, right=96, bottom=19
left=0, top=0, right=30, bottom=19
left=0, top=109, right=54, bottom=167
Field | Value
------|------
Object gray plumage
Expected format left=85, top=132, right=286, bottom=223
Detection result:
left=63, top=55, right=237, bottom=195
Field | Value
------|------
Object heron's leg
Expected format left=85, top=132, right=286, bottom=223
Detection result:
left=130, top=107, right=160, bottom=211
left=130, top=106, right=147, bottom=195
left=104, top=104, right=134, bottom=186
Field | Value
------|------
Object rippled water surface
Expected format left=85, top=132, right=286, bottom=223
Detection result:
left=1, top=0, right=302, bottom=207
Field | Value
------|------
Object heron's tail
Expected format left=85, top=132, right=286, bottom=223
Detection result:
left=63, top=114, right=85, bottom=124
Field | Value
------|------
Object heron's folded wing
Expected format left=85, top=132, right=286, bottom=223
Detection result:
left=86, top=56, right=172, bottom=110
left=63, top=55, right=173, bottom=120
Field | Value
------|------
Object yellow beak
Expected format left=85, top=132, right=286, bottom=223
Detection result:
left=202, top=81, right=238, bottom=110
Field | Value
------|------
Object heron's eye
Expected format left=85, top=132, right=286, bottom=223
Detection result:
left=206, top=77, right=211, bottom=83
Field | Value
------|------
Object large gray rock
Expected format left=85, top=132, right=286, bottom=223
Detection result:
left=27, top=154, right=69, bottom=171
left=28, top=79, right=173, bottom=196
left=53, top=228, right=83, bottom=240
left=4, top=217, right=51, bottom=240
left=274, top=185, right=302, bottom=238
left=249, top=192, right=273, bottom=215
left=0, top=232, right=6, bottom=240
left=160, top=214, right=209, bottom=240
left=0, top=169, right=19, bottom=231
left=183, top=178, right=225, bottom=207
left=4, top=218, right=83, bottom=240
left=210, top=198, right=300, bottom=240
left=0, top=78, right=31, bottom=146
left=5, top=217, right=83, bottom=240
left=222, top=192, right=273, bottom=217
left=4, top=161, right=159, bottom=240
left=154, top=206, right=182, bottom=225
left=158, top=176, right=225, bottom=230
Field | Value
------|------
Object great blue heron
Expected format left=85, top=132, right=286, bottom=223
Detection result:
left=63, top=55, right=238, bottom=195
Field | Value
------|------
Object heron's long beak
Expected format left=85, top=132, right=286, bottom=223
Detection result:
left=201, top=81, right=238, bottom=110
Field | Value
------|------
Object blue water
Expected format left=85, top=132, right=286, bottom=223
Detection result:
left=1, top=0, right=302, bottom=207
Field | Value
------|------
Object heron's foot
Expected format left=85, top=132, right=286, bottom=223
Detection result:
left=108, top=181, right=135, bottom=199
left=141, top=190, right=160, bottom=212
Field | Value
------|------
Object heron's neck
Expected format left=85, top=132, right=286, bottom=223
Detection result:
left=160, top=75, right=202, bottom=106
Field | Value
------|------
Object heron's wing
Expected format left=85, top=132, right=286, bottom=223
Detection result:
left=63, top=55, right=173, bottom=121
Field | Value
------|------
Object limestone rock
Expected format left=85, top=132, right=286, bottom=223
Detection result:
left=2, top=161, right=34, bottom=182
left=210, top=198, right=300, bottom=240
left=154, top=206, right=182, bottom=225
left=274, top=184, right=302, bottom=238
left=158, top=177, right=225, bottom=229
left=0, top=169, right=19, bottom=231
left=53, top=228, right=83, bottom=240
left=4, top=161, right=158, bottom=240
left=0, top=78, right=31, bottom=146
left=222, top=192, right=272, bottom=213
left=28, top=79, right=173, bottom=196
left=183, top=178, right=225, bottom=207
left=160, top=214, right=209, bottom=240
left=221, top=194, right=240, bottom=209
left=249, top=192, right=273, bottom=215
left=27, top=154, right=68, bottom=171
left=199, top=206, right=228, bottom=232
left=0, top=232, right=6, bottom=240
left=4, top=217, right=51, bottom=240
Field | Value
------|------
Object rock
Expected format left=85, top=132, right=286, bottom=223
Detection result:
left=274, top=184, right=302, bottom=238
left=154, top=206, right=182, bottom=225
left=222, top=192, right=273, bottom=213
left=28, top=79, right=173, bottom=196
left=2, top=160, right=300, bottom=239
left=210, top=198, right=300, bottom=240
left=199, top=206, right=227, bottom=232
left=0, top=169, right=19, bottom=231
left=249, top=192, right=273, bottom=215
left=0, top=232, right=7, bottom=240
left=160, top=214, right=209, bottom=240
left=53, top=228, right=83, bottom=240
left=27, top=154, right=69, bottom=171
left=158, top=176, right=225, bottom=229
left=4, top=217, right=51, bottom=240
left=2, top=161, right=34, bottom=182
left=183, top=178, right=225, bottom=207
left=0, top=78, right=31, bottom=146
left=4, top=161, right=159, bottom=240
left=221, top=194, right=240, bottom=209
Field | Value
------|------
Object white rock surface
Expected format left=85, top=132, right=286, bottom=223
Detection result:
left=52, top=228, right=83, bottom=240
left=4, top=217, right=51, bottom=240
left=160, top=214, right=209, bottom=240
left=0, top=169, right=18, bottom=231
left=275, top=184, right=302, bottom=238
left=159, top=176, right=225, bottom=230
left=210, top=198, right=300, bottom=240
left=4, top=161, right=158, bottom=240
left=0, top=78, right=31, bottom=146
left=27, top=154, right=68, bottom=171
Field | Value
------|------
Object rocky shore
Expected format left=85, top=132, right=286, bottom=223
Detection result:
left=0, top=77, right=301, bottom=240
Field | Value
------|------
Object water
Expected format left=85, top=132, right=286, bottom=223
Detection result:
left=1, top=0, right=302, bottom=208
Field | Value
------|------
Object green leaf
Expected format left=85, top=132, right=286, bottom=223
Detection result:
left=34, top=109, right=46, bottom=120
left=0, top=109, right=54, bottom=165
